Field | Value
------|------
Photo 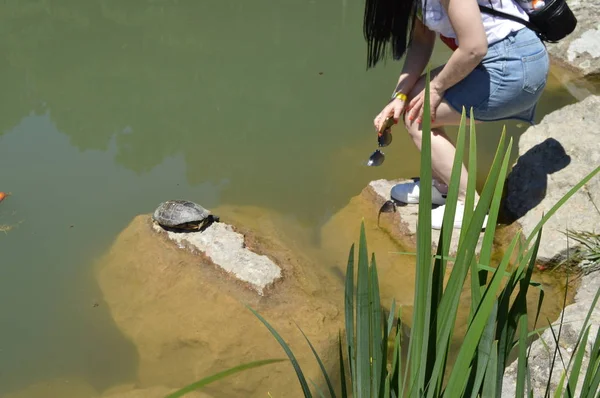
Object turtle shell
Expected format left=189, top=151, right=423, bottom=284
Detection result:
left=152, top=200, right=211, bottom=228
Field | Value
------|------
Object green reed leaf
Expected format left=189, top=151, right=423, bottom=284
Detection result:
left=579, top=325, right=600, bottom=397
left=565, top=325, right=590, bottom=397
left=356, top=221, right=371, bottom=398
left=247, top=306, right=313, bottom=397
left=407, top=66, right=433, bottom=397
left=370, top=253, right=383, bottom=396
left=165, top=359, right=285, bottom=398
left=344, top=243, right=356, bottom=396
left=442, top=231, right=519, bottom=397
left=482, top=340, right=498, bottom=398
left=338, top=332, right=348, bottom=398
left=297, top=323, right=337, bottom=398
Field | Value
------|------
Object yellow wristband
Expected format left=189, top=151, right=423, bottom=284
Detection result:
left=394, top=92, right=407, bottom=102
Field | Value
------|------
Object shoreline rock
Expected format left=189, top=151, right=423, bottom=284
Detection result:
left=501, top=94, right=600, bottom=396
left=504, top=94, right=600, bottom=265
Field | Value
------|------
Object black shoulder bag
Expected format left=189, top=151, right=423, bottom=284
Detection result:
left=479, top=0, right=577, bottom=42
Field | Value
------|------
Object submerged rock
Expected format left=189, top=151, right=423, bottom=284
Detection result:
left=546, top=0, right=600, bottom=77
left=504, top=95, right=600, bottom=265
left=501, top=270, right=600, bottom=397
left=95, top=207, right=344, bottom=397
left=152, top=220, right=282, bottom=296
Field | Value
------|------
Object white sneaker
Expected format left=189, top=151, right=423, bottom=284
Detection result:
left=390, top=179, right=447, bottom=206
left=431, top=201, right=489, bottom=230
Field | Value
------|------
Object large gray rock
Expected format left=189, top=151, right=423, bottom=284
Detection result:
left=546, top=0, right=600, bottom=77
left=504, top=95, right=600, bottom=265
left=152, top=220, right=282, bottom=296
left=501, top=270, right=600, bottom=397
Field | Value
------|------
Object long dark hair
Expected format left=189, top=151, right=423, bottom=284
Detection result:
left=363, top=0, right=420, bottom=69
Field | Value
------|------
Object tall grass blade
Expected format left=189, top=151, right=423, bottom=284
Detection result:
left=468, top=302, right=498, bottom=398
left=562, top=282, right=600, bottom=397
left=338, top=332, right=348, bottom=398
left=516, top=312, right=529, bottom=397
left=392, top=309, right=403, bottom=397
left=469, top=132, right=510, bottom=319
left=584, top=363, right=600, bottom=397
left=443, top=231, right=519, bottom=397
left=384, top=374, right=391, bottom=398
left=579, top=325, right=600, bottom=397
left=246, top=306, right=313, bottom=397
left=482, top=341, right=498, bottom=398
left=553, top=371, right=566, bottom=398
left=356, top=221, right=371, bottom=398
left=565, top=325, right=590, bottom=397
left=460, top=109, right=478, bottom=247
left=408, top=66, right=433, bottom=396
left=310, top=378, right=327, bottom=398
left=461, top=115, right=485, bottom=323
left=512, top=229, right=542, bottom=398
left=391, top=320, right=401, bottom=382
left=478, top=126, right=508, bottom=275
left=495, top=227, right=542, bottom=396
left=297, top=323, right=337, bottom=398
left=427, top=107, right=468, bottom=392
left=344, top=244, right=356, bottom=396
left=437, top=106, right=467, bottom=272
left=165, top=359, right=285, bottom=398
left=428, top=133, right=510, bottom=396
left=387, top=299, right=397, bottom=338
left=370, top=253, right=383, bottom=396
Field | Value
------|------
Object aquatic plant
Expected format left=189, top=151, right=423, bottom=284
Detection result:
left=165, top=70, right=600, bottom=397
left=557, top=229, right=600, bottom=275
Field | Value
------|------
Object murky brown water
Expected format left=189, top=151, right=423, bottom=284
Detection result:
left=1, top=0, right=596, bottom=396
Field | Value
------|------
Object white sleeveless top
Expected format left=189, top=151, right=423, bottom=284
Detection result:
left=419, top=0, right=529, bottom=46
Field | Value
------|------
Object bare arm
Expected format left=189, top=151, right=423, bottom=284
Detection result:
left=373, top=18, right=437, bottom=131
left=393, top=18, right=437, bottom=97
left=430, top=0, right=488, bottom=93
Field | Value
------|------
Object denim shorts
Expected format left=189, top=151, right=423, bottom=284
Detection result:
left=444, top=27, right=550, bottom=125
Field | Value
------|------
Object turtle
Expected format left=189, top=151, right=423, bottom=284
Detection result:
left=376, top=198, right=406, bottom=226
left=152, top=200, right=220, bottom=231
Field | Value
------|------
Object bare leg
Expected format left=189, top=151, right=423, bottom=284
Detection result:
left=405, top=125, right=470, bottom=200
left=403, top=70, right=481, bottom=202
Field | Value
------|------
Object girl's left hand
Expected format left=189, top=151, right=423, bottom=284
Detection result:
left=405, top=85, right=445, bottom=125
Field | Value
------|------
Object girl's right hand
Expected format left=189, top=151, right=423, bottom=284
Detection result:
left=373, top=97, right=407, bottom=132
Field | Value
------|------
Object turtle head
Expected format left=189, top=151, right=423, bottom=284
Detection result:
left=211, top=215, right=220, bottom=223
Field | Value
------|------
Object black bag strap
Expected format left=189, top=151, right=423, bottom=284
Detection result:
left=478, top=5, right=540, bottom=33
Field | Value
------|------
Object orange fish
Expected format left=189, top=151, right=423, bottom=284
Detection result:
left=0, top=192, right=9, bottom=202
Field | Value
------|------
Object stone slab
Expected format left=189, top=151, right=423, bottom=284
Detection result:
left=504, top=95, right=600, bottom=265
left=152, top=221, right=282, bottom=296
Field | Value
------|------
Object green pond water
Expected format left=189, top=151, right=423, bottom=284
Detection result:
left=0, top=0, right=587, bottom=396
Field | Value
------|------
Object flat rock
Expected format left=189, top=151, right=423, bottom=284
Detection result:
left=96, top=208, right=344, bottom=397
left=152, top=221, right=281, bottom=296
left=546, top=0, right=600, bottom=77
left=501, top=270, right=600, bottom=397
left=504, top=95, right=600, bottom=265
left=367, top=178, right=484, bottom=256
